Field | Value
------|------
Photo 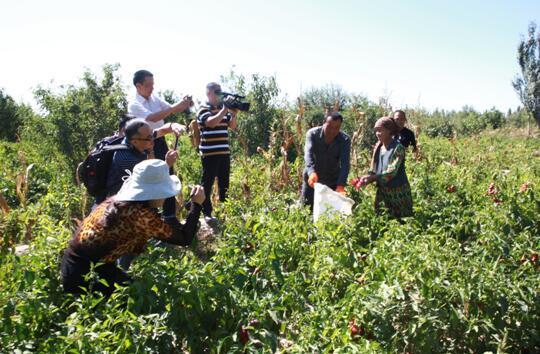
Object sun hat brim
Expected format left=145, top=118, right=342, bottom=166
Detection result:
left=115, top=174, right=181, bottom=202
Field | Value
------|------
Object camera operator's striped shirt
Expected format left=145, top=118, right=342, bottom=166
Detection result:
left=197, top=103, right=232, bottom=157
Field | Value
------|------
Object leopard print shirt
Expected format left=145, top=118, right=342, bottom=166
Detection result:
left=68, top=199, right=201, bottom=263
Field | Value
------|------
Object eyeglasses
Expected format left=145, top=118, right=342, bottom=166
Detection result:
left=132, top=135, right=154, bottom=142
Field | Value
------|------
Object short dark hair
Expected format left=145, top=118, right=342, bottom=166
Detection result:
left=125, top=119, right=149, bottom=141
left=206, top=82, right=221, bottom=92
left=119, top=114, right=135, bottom=131
left=133, top=70, right=153, bottom=86
left=327, top=112, right=343, bottom=122
left=394, top=110, right=407, bottom=119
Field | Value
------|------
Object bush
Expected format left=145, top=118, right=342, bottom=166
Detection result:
left=425, top=119, right=455, bottom=138
left=31, top=64, right=127, bottom=169
left=0, top=89, right=30, bottom=142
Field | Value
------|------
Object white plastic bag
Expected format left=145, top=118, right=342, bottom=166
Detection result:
left=313, top=183, right=355, bottom=222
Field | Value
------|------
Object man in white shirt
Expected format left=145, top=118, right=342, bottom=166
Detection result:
left=128, top=69, right=193, bottom=129
left=128, top=69, right=193, bottom=217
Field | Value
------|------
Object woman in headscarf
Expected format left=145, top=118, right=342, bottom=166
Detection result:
left=357, top=116, right=413, bottom=218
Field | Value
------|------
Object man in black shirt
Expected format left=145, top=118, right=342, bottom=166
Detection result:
left=393, top=110, right=418, bottom=153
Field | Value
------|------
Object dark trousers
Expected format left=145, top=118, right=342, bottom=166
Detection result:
left=153, top=137, right=176, bottom=218
left=201, top=154, right=230, bottom=217
left=300, top=170, right=337, bottom=211
left=117, top=253, right=136, bottom=271
left=61, top=249, right=131, bottom=296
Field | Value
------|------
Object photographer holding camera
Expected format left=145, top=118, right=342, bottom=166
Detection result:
left=128, top=70, right=193, bottom=218
left=196, top=82, right=239, bottom=223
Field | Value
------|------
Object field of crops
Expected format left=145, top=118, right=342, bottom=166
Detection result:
left=0, top=129, right=539, bottom=353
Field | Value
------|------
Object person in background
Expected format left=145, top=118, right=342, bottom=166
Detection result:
left=357, top=117, right=413, bottom=219
left=61, top=159, right=205, bottom=296
left=196, top=82, right=237, bottom=224
left=117, top=114, right=134, bottom=138
left=393, top=110, right=418, bottom=153
left=301, top=112, right=351, bottom=209
left=128, top=69, right=193, bottom=218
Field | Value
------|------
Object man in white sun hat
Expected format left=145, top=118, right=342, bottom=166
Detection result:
left=61, top=159, right=205, bottom=296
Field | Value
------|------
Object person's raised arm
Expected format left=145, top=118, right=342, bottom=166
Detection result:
left=153, top=186, right=205, bottom=246
left=132, top=96, right=193, bottom=123
left=202, top=106, right=229, bottom=129
left=153, top=123, right=187, bottom=139
left=145, top=107, right=177, bottom=123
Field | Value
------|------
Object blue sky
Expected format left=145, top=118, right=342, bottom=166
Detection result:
left=2, top=0, right=539, bottom=111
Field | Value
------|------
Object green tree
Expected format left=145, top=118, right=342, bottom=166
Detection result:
left=300, top=84, right=350, bottom=128
left=221, top=69, right=280, bottom=155
left=481, top=108, right=504, bottom=129
left=160, top=89, right=193, bottom=126
left=507, top=106, right=530, bottom=127
left=32, top=64, right=127, bottom=169
left=513, top=22, right=540, bottom=129
left=0, top=89, right=26, bottom=141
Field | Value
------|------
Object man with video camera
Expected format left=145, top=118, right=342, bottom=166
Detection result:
left=196, top=82, right=242, bottom=223
left=128, top=70, right=193, bottom=218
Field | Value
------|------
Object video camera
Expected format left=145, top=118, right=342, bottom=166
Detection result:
left=218, top=91, right=250, bottom=112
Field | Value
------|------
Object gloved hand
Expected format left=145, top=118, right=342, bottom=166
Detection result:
left=335, top=185, right=346, bottom=196
left=308, top=172, right=318, bottom=188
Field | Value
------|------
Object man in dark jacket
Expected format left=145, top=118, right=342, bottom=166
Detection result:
left=302, top=112, right=351, bottom=209
left=105, top=119, right=182, bottom=197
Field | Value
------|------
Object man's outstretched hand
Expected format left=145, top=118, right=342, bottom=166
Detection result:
left=170, top=123, right=187, bottom=136
left=174, top=95, right=194, bottom=113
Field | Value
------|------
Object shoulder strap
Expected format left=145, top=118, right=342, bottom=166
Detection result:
left=100, top=144, right=130, bottom=152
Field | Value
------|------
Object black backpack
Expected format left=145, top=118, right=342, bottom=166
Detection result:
left=77, top=135, right=129, bottom=197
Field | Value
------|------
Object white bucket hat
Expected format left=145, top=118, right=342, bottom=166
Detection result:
left=115, top=159, right=181, bottom=202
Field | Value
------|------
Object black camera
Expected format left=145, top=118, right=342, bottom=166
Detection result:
left=219, top=92, right=250, bottom=112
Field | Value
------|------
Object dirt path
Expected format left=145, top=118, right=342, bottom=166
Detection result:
left=191, top=219, right=220, bottom=262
